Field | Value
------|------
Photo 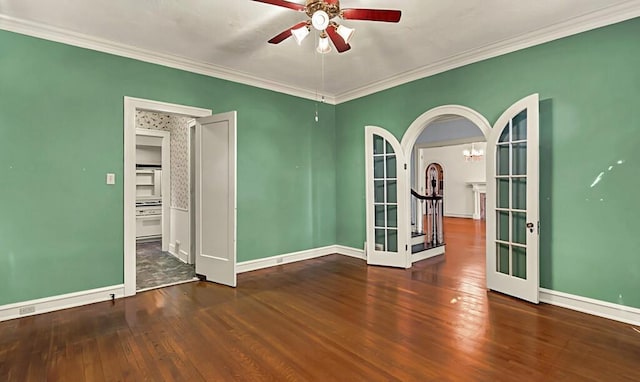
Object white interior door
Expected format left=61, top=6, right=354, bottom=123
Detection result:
left=365, top=126, right=409, bottom=268
left=194, top=111, right=237, bottom=287
left=486, top=94, right=539, bottom=303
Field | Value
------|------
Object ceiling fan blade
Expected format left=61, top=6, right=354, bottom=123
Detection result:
left=252, top=0, right=306, bottom=12
left=268, top=21, right=308, bottom=44
left=326, top=25, right=351, bottom=53
left=341, top=8, right=402, bottom=23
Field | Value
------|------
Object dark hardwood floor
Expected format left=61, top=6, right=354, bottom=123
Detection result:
left=1, top=218, right=639, bottom=381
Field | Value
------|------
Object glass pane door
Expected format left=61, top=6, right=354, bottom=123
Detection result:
left=495, top=110, right=528, bottom=279
left=365, top=126, right=408, bottom=268
left=373, top=135, right=398, bottom=252
left=486, top=94, right=539, bottom=304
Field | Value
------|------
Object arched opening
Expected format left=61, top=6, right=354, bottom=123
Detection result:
left=402, top=106, right=490, bottom=266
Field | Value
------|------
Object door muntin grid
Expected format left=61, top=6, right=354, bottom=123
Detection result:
left=495, top=110, right=528, bottom=279
left=373, top=135, right=398, bottom=252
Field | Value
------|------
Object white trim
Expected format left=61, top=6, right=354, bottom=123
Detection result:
left=540, top=288, right=640, bottom=327
left=400, top=105, right=492, bottom=272
left=179, top=249, right=190, bottom=263
left=171, top=206, right=189, bottom=213
left=3, top=3, right=638, bottom=105
left=236, top=246, right=337, bottom=273
left=444, top=212, right=474, bottom=219
left=0, top=285, right=124, bottom=322
left=124, top=97, right=212, bottom=297
left=0, top=15, right=336, bottom=105
left=334, top=245, right=366, bottom=260
left=401, top=106, right=491, bottom=154
left=411, top=245, right=445, bottom=264
left=167, top=245, right=189, bottom=263
left=334, top=2, right=640, bottom=103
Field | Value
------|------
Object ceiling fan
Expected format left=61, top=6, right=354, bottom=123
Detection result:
left=253, top=0, right=402, bottom=54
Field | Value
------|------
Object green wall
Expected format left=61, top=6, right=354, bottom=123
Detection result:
left=2, top=18, right=639, bottom=311
left=0, top=30, right=336, bottom=305
left=336, top=18, right=640, bottom=309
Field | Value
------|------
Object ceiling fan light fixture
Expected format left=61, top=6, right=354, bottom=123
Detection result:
left=291, top=25, right=310, bottom=45
left=311, top=10, right=330, bottom=31
left=317, top=34, right=332, bottom=54
left=336, top=24, right=355, bottom=44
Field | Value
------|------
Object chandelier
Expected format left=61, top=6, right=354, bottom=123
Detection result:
left=463, top=143, right=484, bottom=162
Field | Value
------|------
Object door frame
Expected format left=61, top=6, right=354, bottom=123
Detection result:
left=124, top=97, right=212, bottom=297
left=400, top=106, right=492, bottom=265
left=135, top=128, right=170, bottom=251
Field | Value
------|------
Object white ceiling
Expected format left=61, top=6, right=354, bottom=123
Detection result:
left=1, top=0, right=639, bottom=102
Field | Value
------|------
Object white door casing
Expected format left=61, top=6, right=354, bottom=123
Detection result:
left=194, top=112, right=237, bottom=287
left=365, top=126, right=409, bottom=268
left=369, top=101, right=539, bottom=304
left=124, top=97, right=212, bottom=297
left=486, top=94, right=540, bottom=303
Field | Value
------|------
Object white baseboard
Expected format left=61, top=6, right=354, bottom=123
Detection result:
left=237, top=245, right=337, bottom=273
left=168, top=245, right=189, bottom=263
left=444, top=212, right=474, bottom=219
left=540, top=288, right=640, bottom=327
left=5, top=249, right=637, bottom=329
left=178, top=249, right=189, bottom=263
left=334, top=245, right=366, bottom=260
left=0, top=285, right=125, bottom=322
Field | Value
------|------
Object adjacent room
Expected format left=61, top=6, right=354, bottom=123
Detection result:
left=1, top=0, right=639, bottom=380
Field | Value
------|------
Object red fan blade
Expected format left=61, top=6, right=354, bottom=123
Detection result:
left=268, top=21, right=308, bottom=44
left=341, top=8, right=402, bottom=23
left=252, top=0, right=305, bottom=12
left=326, top=24, right=351, bottom=53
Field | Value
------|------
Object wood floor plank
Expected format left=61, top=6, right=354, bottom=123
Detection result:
left=1, top=218, right=639, bottom=381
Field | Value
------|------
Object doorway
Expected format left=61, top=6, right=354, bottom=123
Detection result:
left=410, top=116, right=487, bottom=266
left=134, top=118, right=196, bottom=291
left=365, top=95, right=540, bottom=303
left=124, top=97, right=237, bottom=297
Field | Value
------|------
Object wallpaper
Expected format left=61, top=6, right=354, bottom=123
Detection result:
left=136, top=111, right=190, bottom=210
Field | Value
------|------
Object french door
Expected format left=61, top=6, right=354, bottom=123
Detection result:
left=364, top=95, right=539, bottom=304
left=365, top=126, right=409, bottom=268
left=486, top=94, right=540, bottom=303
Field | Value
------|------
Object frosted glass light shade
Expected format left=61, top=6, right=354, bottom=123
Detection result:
left=312, top=10, right=330, bottom=31
left=317, top=36, right=331, bottom=54
left=291, top=25, right=310, bottom=45
left=336, top=25, right=355, bottom=44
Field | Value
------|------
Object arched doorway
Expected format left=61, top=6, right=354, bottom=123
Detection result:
left=365, top=95, right=541, bottom=303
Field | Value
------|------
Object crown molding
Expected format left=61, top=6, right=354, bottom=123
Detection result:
left=2, top=2, right=638, bottom=106
left=334, top=1, right=640, bottom=104
left=0, top=14, right=337, bottom=105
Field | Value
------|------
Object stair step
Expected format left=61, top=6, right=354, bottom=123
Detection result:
left=412, top=242, right=445, bottom=254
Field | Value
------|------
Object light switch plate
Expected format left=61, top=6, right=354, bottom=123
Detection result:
left=106, top=173, right=116, bottom=185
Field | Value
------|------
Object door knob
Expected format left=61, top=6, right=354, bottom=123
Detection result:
left=526, top=222, right=534, bottom=233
